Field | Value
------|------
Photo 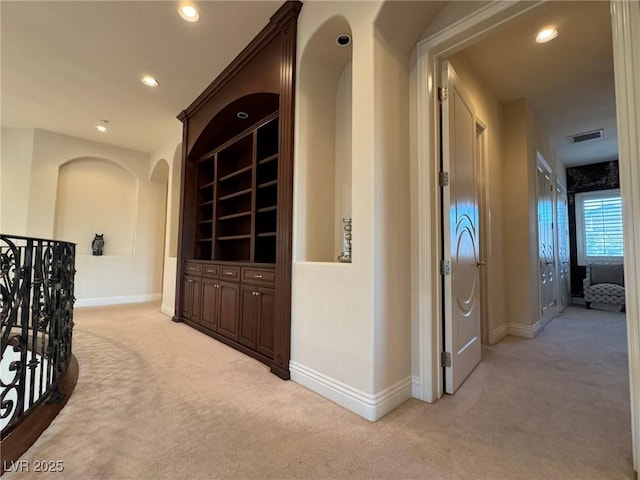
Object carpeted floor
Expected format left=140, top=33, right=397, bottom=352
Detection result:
left=5, top=304, right=633, bottom=479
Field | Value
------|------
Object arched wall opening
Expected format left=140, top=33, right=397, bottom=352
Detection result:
left=298, top=16, right=353, bottom=262
left=150, top=158, right=170, bottom=308
left=54, top=157, right=137, bottom=256
left=169, top=144, right=182, bottom=258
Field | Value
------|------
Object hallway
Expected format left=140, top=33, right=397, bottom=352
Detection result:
left=6, top=303, right=632, bottom=479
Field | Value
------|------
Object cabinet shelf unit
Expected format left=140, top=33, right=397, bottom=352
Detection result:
left=175, top=0, right=301, bottom=381
left=191, top=114, right=281, bottom=264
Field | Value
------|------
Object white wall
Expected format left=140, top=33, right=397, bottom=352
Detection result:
left=371, top=28, right=413, bottom=394
left=55, top=158, right=137, bottom=255
left=334, top=61, right=353, bottom=259
left=149, top=137, right=182, bottom=318
left=292, top=1, right=382, bottom=418
left=1, top=128, right=34, bottom=235
left=1, top=128, right=168, bottom=306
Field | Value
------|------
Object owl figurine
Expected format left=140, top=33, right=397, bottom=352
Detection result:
left=92, top=234, right=104, bottom=256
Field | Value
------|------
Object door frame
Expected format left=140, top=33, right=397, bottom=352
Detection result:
left=414, top=0, right=640, bottom=470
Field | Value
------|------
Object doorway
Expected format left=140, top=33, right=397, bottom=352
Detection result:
left=414, top=0, right=640, bottom=469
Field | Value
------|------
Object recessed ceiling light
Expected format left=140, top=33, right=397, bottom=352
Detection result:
left=179, top=3, right=200, bottom=22
left=141, top=76, right=159, bottom=87
left=96, top=125, right=108, bottom=133
left=237, top=111, right=249, bottom=119
left=536, top=28, right=558, bottom=44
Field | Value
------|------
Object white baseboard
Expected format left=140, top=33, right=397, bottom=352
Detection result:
left=508, top=322, right=535, bottom=338
left=160, top=303, right=174, bottom=318
left=75, top=293, right=161, bottom=308
left=290, top=361, right=412, bottom=421
left=490, top=323, right=509, bottom=344
left=411, top=376, right=421, bottom=398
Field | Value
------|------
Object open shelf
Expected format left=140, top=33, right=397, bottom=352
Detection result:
left=219, top=188, right=252, bottom=202
left=219, top=165, right=252, bottom=183
left=257, top=205, right=277, bottom=213
left=218, top=234, right=252, bottom=241
left=218, top=211, right=251, bottom=221
left=258, top=153, right=278, bottom=165
left=258, top=180, right=277, bottom=189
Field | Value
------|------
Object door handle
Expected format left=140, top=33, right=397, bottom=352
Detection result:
left=476, top=261, right=486, bottom=268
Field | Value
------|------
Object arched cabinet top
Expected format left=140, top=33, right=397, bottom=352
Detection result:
left=190, top=93, right=279, bottom=160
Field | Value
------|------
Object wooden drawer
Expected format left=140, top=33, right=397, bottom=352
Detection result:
left=242, top=267, right=276, bottom=286
left=219, top=266, right=240, bottom=281
left=184, top=262, right=202, bottom=276
left=203, top=264, right=219, bottom=279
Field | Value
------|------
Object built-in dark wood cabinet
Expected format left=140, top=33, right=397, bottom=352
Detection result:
left=173, top=1, right=301, bottom=379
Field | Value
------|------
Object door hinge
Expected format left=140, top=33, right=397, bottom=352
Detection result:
left=440, top=260, right=451, bottom=276
left=439, top=171, right=449, bottom=187
left=441, top=351, right=452, bottom=368
left=438, top=86, right=448, bottom=102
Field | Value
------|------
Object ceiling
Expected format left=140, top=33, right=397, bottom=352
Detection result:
left=1, top=1, right=281, bottom=153
left=461, top=0, right=617, bottom=167
left=1, top=1, right=618, bottom=167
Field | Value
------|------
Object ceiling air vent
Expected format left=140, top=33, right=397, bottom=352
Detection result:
left=568, top=129, right=604, bottom=144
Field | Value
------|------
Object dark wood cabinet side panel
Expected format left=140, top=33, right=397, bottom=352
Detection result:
left=201, top=279, right=219, bottom=331
left=271, top=15, right=298, bottom=379
left=217, top=281, right=240, bottom=341
left=239, top=285, right=258, bottom=349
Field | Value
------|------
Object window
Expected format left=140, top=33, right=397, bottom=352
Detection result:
left=575, top=189, right=624, bottom=265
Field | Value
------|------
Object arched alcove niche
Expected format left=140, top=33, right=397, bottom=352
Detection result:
left=168, top=143, right=182, bottom=258
left=150, top=158, right=169, bottom=183
left=54, top=157, right=137, bottom=256
left=299, top=16, right=353, bottom=262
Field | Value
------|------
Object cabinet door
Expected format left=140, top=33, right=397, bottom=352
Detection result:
left=201, top=279, right=219, bottom=331
left=239, top=285, right=259, bottom=349
left=182, top=275, right=201, bottom=320
left=190, top=276, right=202, bottom=324
left=256, top=288, right=275, bottom=359
left=182, top=276, right=193, bottom=319
left=217, top=281, right=240, bottom=341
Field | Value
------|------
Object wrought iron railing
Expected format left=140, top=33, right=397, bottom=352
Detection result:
left=0, top=234, right=76, bottom=439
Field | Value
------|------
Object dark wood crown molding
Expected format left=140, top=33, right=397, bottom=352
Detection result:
left=178, top=1, right=302, bottom=123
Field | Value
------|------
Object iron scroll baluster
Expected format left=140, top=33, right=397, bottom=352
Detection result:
left=0, top=234, right=76, bottom=439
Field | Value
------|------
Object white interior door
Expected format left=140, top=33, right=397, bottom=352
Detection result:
left=537, top=161, right=556, bottom=320
left=556, top=182, right=571, bottom=308
left=441, top=61, right=481, bottom=394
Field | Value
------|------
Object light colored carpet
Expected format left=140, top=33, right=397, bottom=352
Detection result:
left=5, top=304, right=633, bottom=479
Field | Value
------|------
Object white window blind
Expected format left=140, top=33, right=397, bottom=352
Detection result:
left=576, top=189, right=624, bottom=265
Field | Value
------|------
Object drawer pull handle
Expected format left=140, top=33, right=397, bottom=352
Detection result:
left=254, top=274, right=263, bottom=279
left=224, top=271, right=233, bottom=276
left=253, top=291, right=261, bottom=296
left=215, top=284, right=220, bottom=289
